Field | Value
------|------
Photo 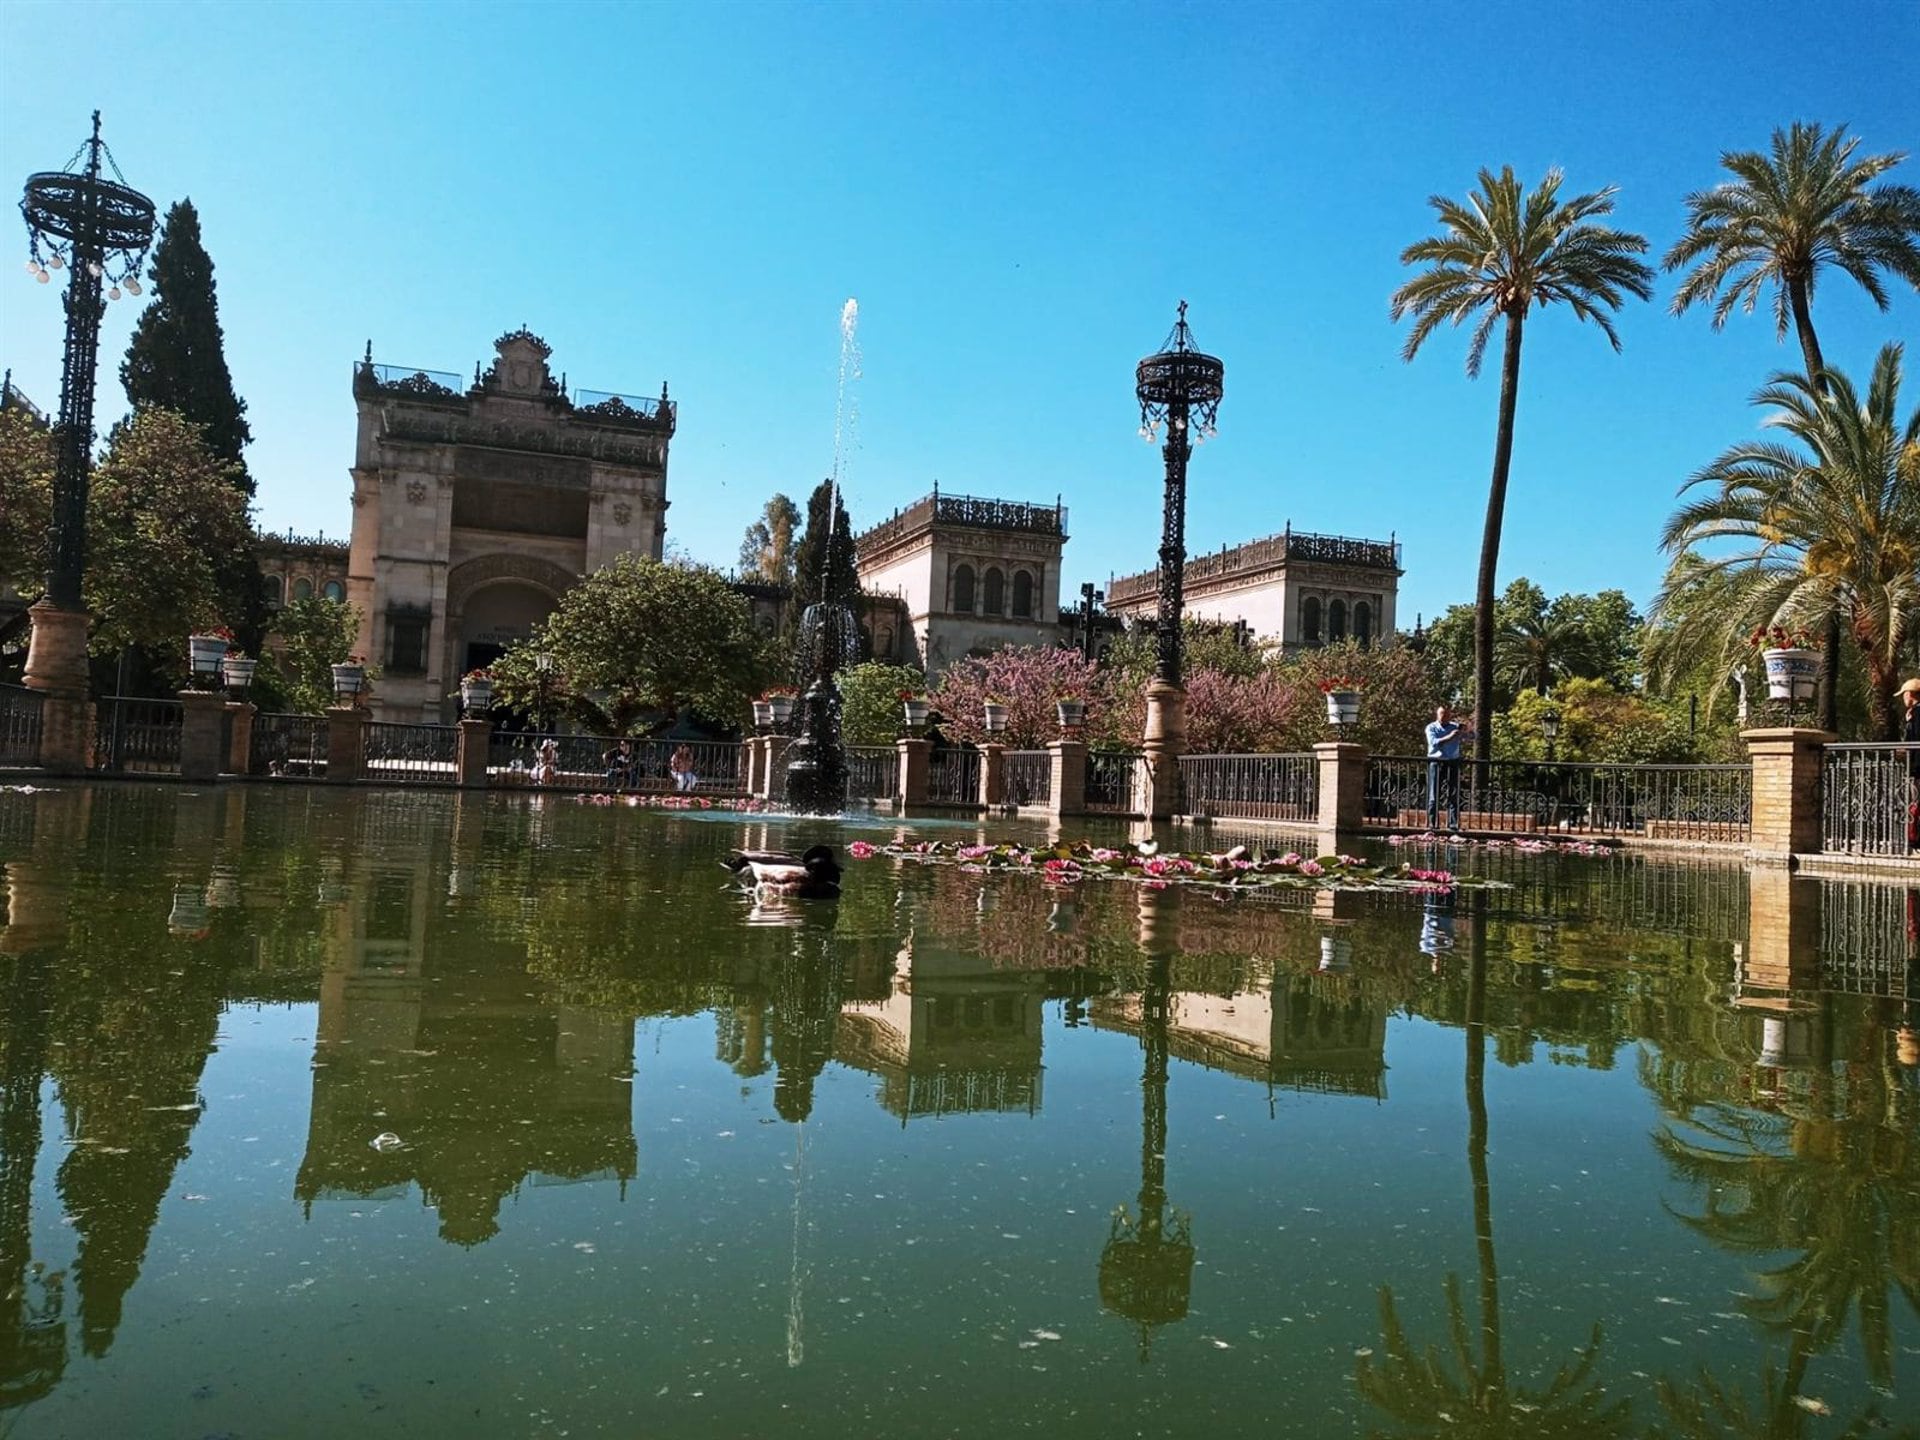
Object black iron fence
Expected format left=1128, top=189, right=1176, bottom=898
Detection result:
left=0, top=683, right=43, bottom=765
left=94, top=698, right=183, bottom=774
left=928, top=748, right=981, bottom=807
left=364, top=722, right=459, bottom=785
left=1818, top=879, right=1914, bottom=997
left=1364, top=755, right=1751, bottom=841
left=249, top=713, right=328, bottom=779
left=1180, top=752, right=1316, bottom=822
left=846, top=746, right=898, bottom=803
left=1003, top=750, right=1051, bottom=808
left=1086, top=750, right=1141, bottom=814
left=1821, top=743, right=1918, bottom=858
left=488, top=732, right=744, bottom=792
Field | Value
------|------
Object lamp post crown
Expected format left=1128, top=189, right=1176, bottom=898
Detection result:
left=1136, top=301, right=1224, bottom=439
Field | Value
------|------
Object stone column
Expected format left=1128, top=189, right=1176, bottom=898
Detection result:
left=897, top=737, right=931, bottom=808
left=744, top=736, right=765, bottom=797
left=1314, top=741, right=1368, bottom=844
left=978, top=744, right=1005, bottom=808
left=225, top=701, right=255, bottom=775
left=455, top=718, right=491, bottom=787
left=1742, top=727, right=1833, bottom=866
left=1047, top=738, right=1087, bottom=818
left=1138, top=678, right=1186, bottom=819
left=22, top=599, right=93, bottom=774
left=178, top=690, right=230, bottom=783
left=326, top=705, right=368, bottom=784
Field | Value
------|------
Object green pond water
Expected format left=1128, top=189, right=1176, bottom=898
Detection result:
left=1, top=783, right=1916, bottom=1439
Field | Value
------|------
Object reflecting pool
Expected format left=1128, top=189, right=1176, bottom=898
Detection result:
left=2, top=785, right=1916, bottom=1438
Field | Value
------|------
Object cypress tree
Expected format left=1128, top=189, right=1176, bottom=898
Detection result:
left=791, top=479, right=859, bottom=608
left=119, top=199, right=265, bottom=644
left=120, top=200, right=253, bottom=491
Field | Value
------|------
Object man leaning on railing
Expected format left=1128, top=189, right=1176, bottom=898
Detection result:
left=1902, top=677, right=1920, bottom=853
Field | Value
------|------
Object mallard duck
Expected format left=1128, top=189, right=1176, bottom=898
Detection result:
left=722, top=844, right=842, bottom=898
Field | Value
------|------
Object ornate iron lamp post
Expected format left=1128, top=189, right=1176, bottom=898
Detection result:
left=1134, top=302, right=1224, bottom=817
left=19, top=113, right=156, bottom=770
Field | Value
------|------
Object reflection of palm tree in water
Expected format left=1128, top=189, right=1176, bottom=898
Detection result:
left=1649, top=994, right=1920, bottom=1437
left=1356, top=911, right=1628, bottom=1436
left=0, top=952, right=66, bottom=1410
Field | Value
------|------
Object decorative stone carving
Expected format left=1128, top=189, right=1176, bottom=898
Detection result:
left=612, top=502, right=632, bottom=527
left=405, top=480, right=428, bottom=505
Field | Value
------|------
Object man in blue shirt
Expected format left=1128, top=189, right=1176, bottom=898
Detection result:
left=1425, top=705, right=1468, bottom=831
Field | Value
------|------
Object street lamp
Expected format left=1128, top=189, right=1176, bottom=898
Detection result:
left=1079, top=581, right=1105, bottom=663
left=1541, top=708, right=1560, bottom=762
left=19, top=113, right=156, bottom=762
left=534, top=651, right=554, bottom=733
left=1134, top=302, right=1224, bottom=818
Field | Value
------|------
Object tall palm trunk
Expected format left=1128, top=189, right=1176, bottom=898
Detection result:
left=1786, top=274, right=1845, bottom=734
left=1473, top=312, right=1525, bottom=763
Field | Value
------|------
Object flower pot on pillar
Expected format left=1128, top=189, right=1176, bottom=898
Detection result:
left=1324, top=689, right=1361, bottom=727
left=188, top=633, right=230, bottom=684
left=1055, top=698, right=1085, bottom=733
left=221, top=656, right=257, bottom=693
left=902, top=696, right=930, bottom=732
left=331, top=664, right=367, bottom=703
left=1761, top=648, right=1820, bottom=704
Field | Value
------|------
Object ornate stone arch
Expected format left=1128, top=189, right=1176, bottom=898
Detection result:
left=444, top=554, right=581, bottom=669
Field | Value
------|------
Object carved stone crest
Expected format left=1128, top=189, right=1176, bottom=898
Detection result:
left=612, top=502, right=632, bottom=526
left=405, top=480, right=428, bottom=505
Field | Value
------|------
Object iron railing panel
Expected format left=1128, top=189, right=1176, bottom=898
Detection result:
left=1363, top=755, right=1750, bottom=840
left=93, top=697, right=183, bottom=774
left=0, top=683, right=44, bottom=765
left=250, top=713, right=328, bottom=779
left=1822, top=743, right=1918, bottom=858
left=1180, top=753, right=1317, bottom=822
left=1085, top=750, right=1141, bottom=813
left=846, top=746, right=898, bottom=803
left=928, top=749, right=981, bottom=807
left=363, top=721, right=459, bottom=784
left=1002, top=750, right=1052, bottom=808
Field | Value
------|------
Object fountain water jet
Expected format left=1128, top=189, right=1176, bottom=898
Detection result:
left=783, top=299, right=862, bottom=816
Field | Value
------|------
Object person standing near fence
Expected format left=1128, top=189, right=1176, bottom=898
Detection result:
left=670, top=743, right=698, bottom=793
left=1901, top=677, right=1920, bottom=852
left=1426, top=704, right=1468, bottom=832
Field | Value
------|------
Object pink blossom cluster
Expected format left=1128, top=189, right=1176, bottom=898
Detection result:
left=575, top=794, right=765, bottom=812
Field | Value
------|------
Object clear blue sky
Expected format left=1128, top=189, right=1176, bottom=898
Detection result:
left=3, top=0, right=1916, bottom=627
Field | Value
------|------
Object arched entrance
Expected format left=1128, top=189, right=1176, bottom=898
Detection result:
left=444, top=553, right=579, bottom=675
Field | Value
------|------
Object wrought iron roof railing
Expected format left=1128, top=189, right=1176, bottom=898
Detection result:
left=1108, top=528, right=1401, bottom=605
left=857, top=491, right=1067, bottom=553
left=354, top=361, right=467, bottom=399
left=570, top=388, right=676, bottom=432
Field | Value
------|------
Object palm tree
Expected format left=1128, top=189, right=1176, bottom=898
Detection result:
left=1665, top=122, right=1920, bottom=390
left=1666, top=122, right=1920, bottom=727
left=1393, top=168, right=1653, bottom=761
left=1495, top=608, right=1597, bottom=697
left=1657, top=343, right=1920, bottom=738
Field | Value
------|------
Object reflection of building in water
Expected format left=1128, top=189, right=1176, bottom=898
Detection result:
left=835, top=932, right=1046, bottom=1122
left=1092, top=974, right=1388, bottom=1100
left=296, top=857, right=637, bottom=1246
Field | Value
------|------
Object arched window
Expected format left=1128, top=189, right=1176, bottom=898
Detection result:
left=877, top=626, right=894, bottom=659
left=1329, top=599, right=1348, bottom=642
left=1302, top=596, right=1322, bottom=645
left=322, top=579, right=346, bottom=603
left=264, top=574, right=285, bottom=607
left=1354, top=600, right=1372, bottom=649
left=1011, top=570, right=1034, bottom=619
left=953, top=564, right=976, bottom=613
left=292, top=576, right=313, bottom=602
left=983, top=568, right=1005, bottom=615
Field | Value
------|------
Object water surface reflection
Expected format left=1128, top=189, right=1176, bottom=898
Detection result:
left=0, top=785, right=1914, bottom=1437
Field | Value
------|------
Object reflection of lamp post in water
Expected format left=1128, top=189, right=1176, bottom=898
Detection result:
left=1099, top=888, right=1195, bottom=1362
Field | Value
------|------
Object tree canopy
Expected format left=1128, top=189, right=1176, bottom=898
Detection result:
left=489, top=555, right=774, bottom=732
left=737, top=493, right=800, bottom=588
left=790, top=479, right=859, bottom=611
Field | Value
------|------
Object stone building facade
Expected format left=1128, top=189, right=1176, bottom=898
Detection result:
left=853, top=489, right=1068, bottom=677
left=258, top=530, right=349, bottom=607
left=346, top=329, right=674, bottom=720
left=1106, top=526, right=1401, bottom=652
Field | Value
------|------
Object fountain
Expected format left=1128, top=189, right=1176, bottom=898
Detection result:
left=783, top=300, right=862, bottom=816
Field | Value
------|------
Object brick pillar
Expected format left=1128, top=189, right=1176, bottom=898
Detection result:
left=23, top=600, right=93, bottom=774
left=1742, top=727, right=1833, bottom=865
left=1314, top=741, right=1367, bottom=840
left=760, top=736, right=794, bottom=801
left=225, top=702, right=255, bottom=775
left=744, top=737, right=765, bottom=797
left=178, top=690, right=229, bottom=783
left=979, top=744, right=1005, bottom=808
left=326, top=705, right=367, bottom=783
left=897, top=737, right=931, bottom=808
left=1138, top=679, right=1186, bottom=819
left=455, top=718, right=491, bottom=787
left=1047, top=739, right=1087, bottom=817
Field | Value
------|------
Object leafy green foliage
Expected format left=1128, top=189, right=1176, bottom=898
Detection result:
left=835, top=661, right=930, bottom=747
left=251, top=597, right=361, bottom=714
left=737, top=493, right=800, bottom=587
left=790, top=479, right=859, bottom=611
left=1664, top=122, right=1920, bottom=378
left=1656, top=344, right=1920, bottom=737
left=1495, top=680, right=1702, bottom=764
left=0, top=405, right=52, bottom=593
left=85, top=409, right=254, bottom=660
left=489, top=554, right=775, bottom=732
